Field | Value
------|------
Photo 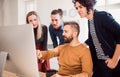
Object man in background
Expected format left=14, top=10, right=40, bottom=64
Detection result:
left=49, top=8, right=64, bottom=48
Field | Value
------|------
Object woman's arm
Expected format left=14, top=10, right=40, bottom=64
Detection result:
left=105, top=44, right=120, bottom=69
left=42, top=25, right=48, bottom=50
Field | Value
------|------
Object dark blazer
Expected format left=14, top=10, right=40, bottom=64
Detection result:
left=86, top=10, right=120, bottom=64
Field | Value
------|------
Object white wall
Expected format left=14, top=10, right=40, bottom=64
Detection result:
left=0, top=11, right=2, bottom=26
left=0, top=0, right=3, bottom=26
left=18, top=0, right=26, bottom=25
left=0, top=0, right=26, bottom=26
left=2, top=0, right=18, bottom=26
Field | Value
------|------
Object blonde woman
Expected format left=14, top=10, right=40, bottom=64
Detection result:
left=26, top=11, right=50, bottom=72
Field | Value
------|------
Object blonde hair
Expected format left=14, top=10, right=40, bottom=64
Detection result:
left=26, top=11, right=42, bottom=40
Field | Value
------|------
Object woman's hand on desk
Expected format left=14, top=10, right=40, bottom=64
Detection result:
left=36, top=50, right=42, bottom=59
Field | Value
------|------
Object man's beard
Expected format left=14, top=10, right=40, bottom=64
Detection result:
left=63, top=36, right=73, bottom=43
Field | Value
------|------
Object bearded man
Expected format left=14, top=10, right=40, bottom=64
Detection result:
left=37, top=21, right=93, bottom=77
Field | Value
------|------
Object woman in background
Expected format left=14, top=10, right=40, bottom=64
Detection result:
left=26, top=11, right=50, bottom=72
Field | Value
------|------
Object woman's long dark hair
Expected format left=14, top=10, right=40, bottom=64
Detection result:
left=72, top=0, right=97, bottom=14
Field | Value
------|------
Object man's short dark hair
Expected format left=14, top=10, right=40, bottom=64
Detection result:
left=64, top=21, right=80, bottom=36
left=51, top=8, right=63, bottom=17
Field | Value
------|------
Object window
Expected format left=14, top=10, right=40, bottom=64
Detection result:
left=24, top=0, right=37, bottom=14
left=109, top=0, right=120, bottom=5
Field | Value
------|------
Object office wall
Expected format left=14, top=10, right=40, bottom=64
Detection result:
left=0, top=8, right=2, bottom=26
left=0, top=0, right=18, bottom=26
left=18, top=0, right=26, bottom=25
left=0, top=0, right=26, bottom=26
left=37, top=0, right=76, bottom=26
left=0, top=0, right=4, bottom=26
left=0, top=11, right=2, bottom=26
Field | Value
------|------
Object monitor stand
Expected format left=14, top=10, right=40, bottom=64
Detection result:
left=0, top=51, right=8, bottom=77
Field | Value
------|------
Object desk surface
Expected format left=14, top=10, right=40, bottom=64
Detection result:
left=2, top=70, right=46, bottom=77
left=3, top=61, right=46, bottom=77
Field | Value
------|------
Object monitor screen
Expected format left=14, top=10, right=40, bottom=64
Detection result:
left=0, top=24, right=40, bottom=77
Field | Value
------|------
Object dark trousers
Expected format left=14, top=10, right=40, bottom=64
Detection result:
left=92, top=60, right=120, bottom=77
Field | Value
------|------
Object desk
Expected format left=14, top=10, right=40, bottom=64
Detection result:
left=2, top=70, right=46, bottom=77
left=2, top=71, right=18, bottom=77
left=3, top=61, right=46, bottom=77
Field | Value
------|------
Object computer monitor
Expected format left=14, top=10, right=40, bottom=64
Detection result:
left=0, top=24, right=40, bottom=77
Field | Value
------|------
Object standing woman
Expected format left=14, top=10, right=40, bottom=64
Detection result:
left=73, top=0, right=120, bottom=77
left=26, top=11, right=50, bottom=72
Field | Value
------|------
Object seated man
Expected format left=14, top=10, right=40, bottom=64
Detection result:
left=37, top=21, right=93, bottom=77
